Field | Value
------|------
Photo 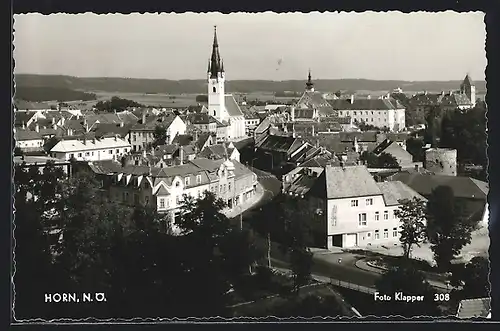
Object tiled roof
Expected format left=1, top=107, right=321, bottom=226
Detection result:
left=243, top=110, right=260, bottom=119
left=131, top=113, right=178, bottom=131
left=388, top=172, right=488, bottom=200
left=372, top=139, right=394, bottom=155
left=328, top=98, right=403, bottom=110
left=199, top=144, right=229, bottom=159
left=181, top=145, right=196, bottom=156
left=156, top=144, right=179, bottom=155
left=257, top=134, right=304, bottom=154
left=339, top=131, right=378, bottom=142
left=50, top=137, right=131, bottom=153
left=323, top=165, right=382, bottom=199
left=317, top=106, right=337, bottom=117
left=441, top=93, right=472, bottom=107
left=283, top=169, right=323, bottom=196
left=15, top=129, right=42, bottom=141
left=14, top=111, right=37, bottom=126
left=14, top=155, right=68, bottom=165
left=93, top=123, right=133, bottom=138
left=409, top=93, right=443, bottom=107
left=232, top=160, right=255, bottom=179
left=172, top=134, right=194, bottom=146
left=233, top=137, right=254, bottom=150
left=377, top=181, right=427, bottom=206
left=195, top=132, right=213, bottom=150
left=299, top=155, right=334, bottom=167
left=298, top=91, right=331, bottom=107
left=456, top=298, right=490, bottom=318
left=190, top=157, right=225, bottom=171
left=188, top=113, right=217, bottom=124
left=224, top=95, right=244, bottom=117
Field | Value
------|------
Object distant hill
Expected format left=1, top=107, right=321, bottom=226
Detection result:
left=14, top=74, right=487, bottom=95
left=14, top=86, right=97, bottom=102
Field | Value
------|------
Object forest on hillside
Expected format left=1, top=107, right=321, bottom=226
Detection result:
left=15, top=74, right=487, bottom=95
left=14, top=86, right=97, bottom=102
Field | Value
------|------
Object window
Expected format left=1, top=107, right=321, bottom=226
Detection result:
left=223, top=184, right=227, bottom=192
left=367, top=232, right=371, bottom=237
left=228, top=183, right=231, bottom=191
left=176, top=196, right=180, bottom=204
left=78, top=152, right=82, bottom=158
left=109, top=150, right=113, bottom=154
left=213, top=86, right=216, bottom=93
left=196, top=174, right=202, bottom=184
left=175, top=181, right=180, bottom=188
left=393, top=227, right=398, bottom=237
left=393, top=210, right=397, bottom=219
left=366, top=198, right=373, bottom=206
left=351, top=199, right=358, bottom=207
left=70, top=153, right=74, bottom=159
left=358, top=213, right=367, bottom=226
left=384, top=210, right=389, bottom=220
left=375, top=211, right=380, bottom=221
left=375, top=230, right=380, bottom=240
left=383, top=229, right=389, bottom=239
left=116, top=149, right=119, bottom=154
left=159, top=198, right=165, bottom=209
left=184, top=177, right=190, bottom=186
left=85, top=152, right=90, bottom=156
left=220, top=184, right=223, bottom=192
left=133, top=136, right=137, bottom=142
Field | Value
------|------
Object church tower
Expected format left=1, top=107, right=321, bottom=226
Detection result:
left=460, top=73, right=476, bottom=107
left=305, top=69, right=315, bottom=92
left=207, top=26, right=228, bottom=122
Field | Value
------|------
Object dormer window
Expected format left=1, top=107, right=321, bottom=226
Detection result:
left=175, top=181, right=180, bottom=188
left=196, top=174, right=202, bottom=184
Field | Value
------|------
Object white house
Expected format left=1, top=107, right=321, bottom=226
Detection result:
left=14, top=129, right=44, bottom=152
left=50, top=136, right=132, bottom=161
left=307, top=165, right=425, bottom=249
left=330, top=96, right=406, bottom=132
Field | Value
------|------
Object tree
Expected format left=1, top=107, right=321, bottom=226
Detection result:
left=360, top=151, right=399, bottom=168
left=406, top=137, right=425, bottom=162
left=426, top=186, right=478, bottom=271
left=271, top=293, right=345, bottom=317
left=449, top=256, right=490, bottom=300
left=394, top=197, right=427, bottom=259
left=375, top=264, right=440, bottom=317
left=152, top=125, right=167, bottom=147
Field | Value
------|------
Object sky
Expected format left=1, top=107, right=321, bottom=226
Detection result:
left=13, top=11, right=486, bottom=81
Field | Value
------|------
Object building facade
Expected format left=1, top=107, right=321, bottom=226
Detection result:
left=50, top=136, right=132, bottom=161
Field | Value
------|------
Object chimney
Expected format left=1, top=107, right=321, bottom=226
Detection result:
left=114, top=135, right=118, bottom=142
left=85, top=123, right=89, bottom=133
left=291, top=107, right=295, bottom=122
left=350, top=95, right=354, bottom=104
left=367, top=95, right=371, bottom=99
left=449, top=90, right=453, bottom=96
left=441, top=91, right=445, bottom=96
left=311, top=125, right=315, bottom=136
left=179, top=146, right=184, bottom=165
left=51, top=117, right=55, bottom=125
left=22, top=121, right=25, bottom=130
left=35, top=123, right=39, bottom=133
left=83, top=118, right=87, bottom=126
left=316, top=139, right=319, bottom=148
left=77, top=114, right=80, bottom=120
left=143, top=149, right=146, bottom=158
left=151, top=147, right=155, bottom=156
left=120, top=121, right=124, bottom=127
left=357, top=160, right=363, bottom=166
left=142, top=111, right=146, bottom=124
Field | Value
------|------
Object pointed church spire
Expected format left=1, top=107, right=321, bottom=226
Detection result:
left=306, top=69, right=314, bottom=91
left=210, top=25, right=223, bottom=79
left=207, top=58, right=211, bottom=73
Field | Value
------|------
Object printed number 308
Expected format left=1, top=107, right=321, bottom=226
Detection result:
left=434, top=293, right=450, bottom=301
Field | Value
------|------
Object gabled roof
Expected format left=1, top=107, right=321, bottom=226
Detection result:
left=456, top=298, right=490, bottom=319
left=441, top=93, right=472, bottom=107
left=188, top=113, right=217, bottom=125
left=283, top=169, right=323, bottom=196
left=195, top=132, right=213, bottom=150
left=156, top=144, right=179, bottom=154
left=50, top=137, right=131, bottom=153
left=199, top=144, right=232, bottom=160
left=372, top=139, right=395, bottom=155
left=409, top=93, right=443, bottom=107
left=172, top=134, right=194, bottom=146
left=323, top=165, right=382, bottom=199
left=224, top=94, right=244, bottom=117
left=14, top=111, right=37, bottom=126
left=299, top=155, right=334, bottom=168
left=93, top=123, right=133, bottom=138
left=297, top=91, right=331, bottom=107
left=15, top=129, right=43, bottom=141
left=328, top=98, right=403, bottom=110
left=257, top=134, right=305, bottom=154
left=389, top=172, right=488, bottom=200
left=377, top=181, right=427, bottom=206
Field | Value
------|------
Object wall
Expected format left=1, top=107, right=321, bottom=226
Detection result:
left=326, top=195, right=402, bottom=249
left=424, top=148, right=457, bottom=176
left=338, top=109, right=404, bottom=132
left=131, top=130, right=154, bottom=152
left=167, top=117, right=187, bottom=144
left=17, top=139, right=44, bottom=152
left=54, top=146, right=130, bottom=161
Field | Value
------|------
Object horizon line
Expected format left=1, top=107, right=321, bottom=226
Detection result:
left=14, top=73, right=484, bottom=83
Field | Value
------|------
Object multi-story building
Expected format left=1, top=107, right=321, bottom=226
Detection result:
left=50, top=136, right=132, bottom=161
left=14, top=129, right=44, bottom=153
left=130, top=112, right=186, bottom=152
left=87, top=157, right=257, bottom=228
left=329, top=96, right=406, bottom=132
left=303, top=165, right=425, bottom=249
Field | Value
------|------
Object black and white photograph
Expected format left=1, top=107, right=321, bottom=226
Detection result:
left=12, top=11, right=489, bottom=321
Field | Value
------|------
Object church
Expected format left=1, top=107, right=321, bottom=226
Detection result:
left=206, top=26, right=246, bottom=141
